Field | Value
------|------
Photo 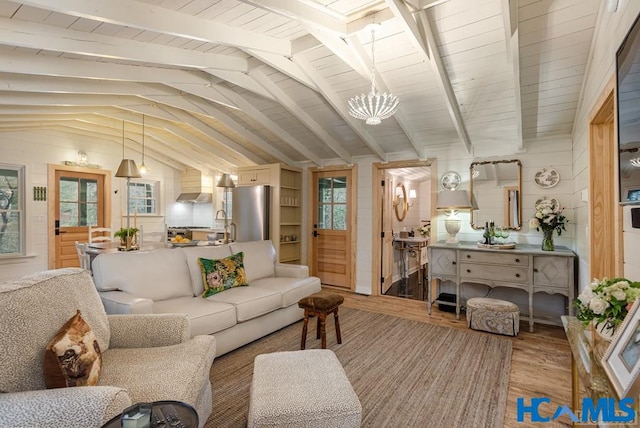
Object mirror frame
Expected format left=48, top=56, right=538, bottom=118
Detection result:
left=469, top=159, right=522, bottom=230
left=394, top=183, right=408, bottom=221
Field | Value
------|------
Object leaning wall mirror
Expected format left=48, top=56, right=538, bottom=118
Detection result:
left=393, top=183, right=408, bottom=221
left=470, top=159, right=522, bottom=230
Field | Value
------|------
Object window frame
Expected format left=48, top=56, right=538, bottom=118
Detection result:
left=129, top=179, right=161, bottom=216
left=0, top=164, right=26, bottom=258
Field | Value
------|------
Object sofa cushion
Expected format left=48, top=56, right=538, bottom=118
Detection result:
left=43, top=310, right=102, bottom=389
left=181, top=245, right=233, bottom=296
left=251, top=277, right=322, bottom=308
left=199, top=252, right=248, bottom=298
left=153, top=297, right=237, bottom=337
left=92, top=249, right=193, bottom=301
left=229, top=241, right=276, bottom=282
left=206, top=286, right=281, bottom=322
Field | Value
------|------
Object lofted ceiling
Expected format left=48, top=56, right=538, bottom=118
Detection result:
left=0, top=0, right=601, bottom=174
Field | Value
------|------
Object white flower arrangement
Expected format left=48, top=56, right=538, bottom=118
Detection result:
left=417, top=225, right=430, bottom=237
left=529, top=198, right=567, bottom=236
left=575, top=277, right=640, bottom=329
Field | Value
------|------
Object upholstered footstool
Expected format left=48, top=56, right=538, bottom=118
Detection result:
left=298, top=292, right=344, bottom=349
left=466, top=297, right=519, bottom=336
left=248, top=349, right=362, bottom=428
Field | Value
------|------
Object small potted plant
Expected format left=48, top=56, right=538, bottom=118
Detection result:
left=114, top=227, right=139, bottom=248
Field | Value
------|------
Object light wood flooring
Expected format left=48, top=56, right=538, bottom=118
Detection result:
left=326, top=287, right=573, bottom=428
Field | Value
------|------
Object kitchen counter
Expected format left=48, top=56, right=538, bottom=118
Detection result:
left=190, top=229, right=225, bottom=241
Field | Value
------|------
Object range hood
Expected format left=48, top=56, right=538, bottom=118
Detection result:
left=176, top=168, right=213, bottom=203
left=176, top=192, right=212, bottom=203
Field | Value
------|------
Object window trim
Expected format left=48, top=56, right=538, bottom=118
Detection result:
left=0, top=164, right=26, bottom=258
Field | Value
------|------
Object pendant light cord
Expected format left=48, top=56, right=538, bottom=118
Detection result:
left=370, top=26, right=377, bottom=94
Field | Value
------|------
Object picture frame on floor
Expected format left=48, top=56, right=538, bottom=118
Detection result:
left=602, top=299, right=640, bottom=399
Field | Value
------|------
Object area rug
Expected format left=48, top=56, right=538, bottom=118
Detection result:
left=205, top=307, right=512, bottom=427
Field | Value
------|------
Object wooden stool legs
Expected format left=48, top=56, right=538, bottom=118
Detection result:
left=301, top=307, right=342, bottom=350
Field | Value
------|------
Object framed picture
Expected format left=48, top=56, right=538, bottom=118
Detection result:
left=602, top=299, right=640, bottom=399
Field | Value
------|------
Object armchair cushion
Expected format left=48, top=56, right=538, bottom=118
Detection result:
left=0, top=269, right=110, bottom=393
left=44, top=310, right=102, bottom=389
left=199, top=252, right=248, bottom=297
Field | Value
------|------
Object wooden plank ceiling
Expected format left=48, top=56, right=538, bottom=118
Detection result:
left=0, top=0, right=600, bottom=174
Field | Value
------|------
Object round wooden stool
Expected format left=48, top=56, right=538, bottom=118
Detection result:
left=298, top=292, right=344, bottom=350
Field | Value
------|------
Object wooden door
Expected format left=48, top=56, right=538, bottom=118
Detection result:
left=311, top=169, right=352, bottom=289
left=381, top=170, right=394, bottom=294
left=54, top=171, right=106, bottom=268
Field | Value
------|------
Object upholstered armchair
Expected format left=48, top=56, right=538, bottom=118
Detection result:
left=0, top=268, right=216, bottom=428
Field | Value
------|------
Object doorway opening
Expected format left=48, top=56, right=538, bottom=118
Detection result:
left=372, top=160, right=435, bottom=300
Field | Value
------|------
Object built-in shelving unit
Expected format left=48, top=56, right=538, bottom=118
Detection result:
left=237, top=163, right=302, bottom=264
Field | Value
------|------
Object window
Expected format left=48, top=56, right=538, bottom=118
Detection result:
left=59, top=177, right=98, bottom=227
left=317, top=176, right=347, bottom=230
left=129, top=181, right=159, bottom=215
left=0, top=165, right=25, bottom=256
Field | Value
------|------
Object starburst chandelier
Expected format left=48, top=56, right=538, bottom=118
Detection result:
left=348, top=23, right=399, bottom=125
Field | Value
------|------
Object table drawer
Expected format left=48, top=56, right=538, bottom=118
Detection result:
left=459, top=250, right=528, bottom=267
left=460, top=262, right=528, bottom=283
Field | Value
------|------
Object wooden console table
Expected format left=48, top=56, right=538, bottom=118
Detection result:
left=427, top=241, right=577, bottom=332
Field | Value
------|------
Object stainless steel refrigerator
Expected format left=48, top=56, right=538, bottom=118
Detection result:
left=232, top=185, right=270, bottom=242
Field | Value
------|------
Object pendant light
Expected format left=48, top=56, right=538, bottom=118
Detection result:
left=139, top=115, right=149, bottom=175
left=348, top=21, right=399, bottom=125
left=115, top=121, right=141, bottom=250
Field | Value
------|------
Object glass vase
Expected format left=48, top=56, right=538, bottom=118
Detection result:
left=541, top=228, right=554, bottom=251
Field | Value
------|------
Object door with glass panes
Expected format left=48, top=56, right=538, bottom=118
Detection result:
left=312, top=170, right=352, bottom=289
left=55, top=171, right=105, bottom=268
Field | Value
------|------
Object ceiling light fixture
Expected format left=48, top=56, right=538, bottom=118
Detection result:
left=347, top=22, right=399, bottom=125
left=139, top=115, right=149, bottom=175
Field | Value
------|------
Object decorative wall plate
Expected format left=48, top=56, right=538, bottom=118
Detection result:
left=534, top=168, right=560, bottom=189
left=440, top=171, right=461, bottom=190
left=535, top=197, right=559, bottom=211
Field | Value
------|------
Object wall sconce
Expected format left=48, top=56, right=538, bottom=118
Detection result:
left=408, top=189, right=417, bottom=207
left=436, top=189, right=471, bottom=245
left=393, top=183, right=408, bottom=221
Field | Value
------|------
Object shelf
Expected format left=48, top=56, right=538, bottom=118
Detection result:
left=280, top=185, right=300, bottom=190
left=280, top=204, right=300, bottom=208
left=280, top=257, right=301, bottom=263
left=280, top=222, right=301, bottom=226
left=279, top=241, right=300, bottom=245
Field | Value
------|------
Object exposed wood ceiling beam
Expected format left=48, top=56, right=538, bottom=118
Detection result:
left=245, top=50, right=318, bottom=91
left=295, top=55, right=387, bottom=161
left=215, top=85, right=324, bottom=166
left=386, top=0, right=472, bottom=154
left=204, top=70, right=275, bottom=101
left=0, top=17, right=247, bottom=72
left=19, top=0, right=290, bottom=56
left=249, top=68, right=353, bottom=163
left=501, top=0, right=523, bottom=151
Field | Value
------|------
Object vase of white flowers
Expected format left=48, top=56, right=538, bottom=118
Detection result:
left=575, top=277, right=640, bottom=341
left=529, top=199, right=567, bottom=251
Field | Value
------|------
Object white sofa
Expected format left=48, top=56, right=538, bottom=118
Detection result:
left=92, top=240, right=321, bottom=356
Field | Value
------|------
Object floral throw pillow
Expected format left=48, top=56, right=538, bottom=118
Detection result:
left=43, top=310, right=102, bottom=389
left=199, top=251, right=248, bottom=298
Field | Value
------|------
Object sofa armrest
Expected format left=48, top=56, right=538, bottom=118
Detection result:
left=274, top=263, right=309, bottom=278
left=108, top=313, right=191, bottom=348
left=0, top=386, right=130, bottom=428
left=99, top=290, right=154, bottom=314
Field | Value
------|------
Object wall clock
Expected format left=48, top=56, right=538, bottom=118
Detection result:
left=440, top=171, right=461, bottom=190
left=534, top=168, right=560, bottom=189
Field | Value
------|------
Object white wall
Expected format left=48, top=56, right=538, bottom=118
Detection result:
left=571, top=1, right=640, bottom=289
left=0, top=130, right=185, bottom=281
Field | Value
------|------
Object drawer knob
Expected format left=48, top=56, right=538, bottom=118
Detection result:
left=515, top=258, right=520, bottom=263
left=452, top=261, right=456, bottom=265
left=466, top=269, right=471, bottom=273
left=466, top=254, right=471, bottom=258
left=515, top=273, right=520, bottom=278
left=533, top=268, right=538, bottom=272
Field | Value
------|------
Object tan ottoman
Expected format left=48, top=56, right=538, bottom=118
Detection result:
left=248, top=350, right=362, bottom=428
left=466, top=297, right=519, bottom=336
